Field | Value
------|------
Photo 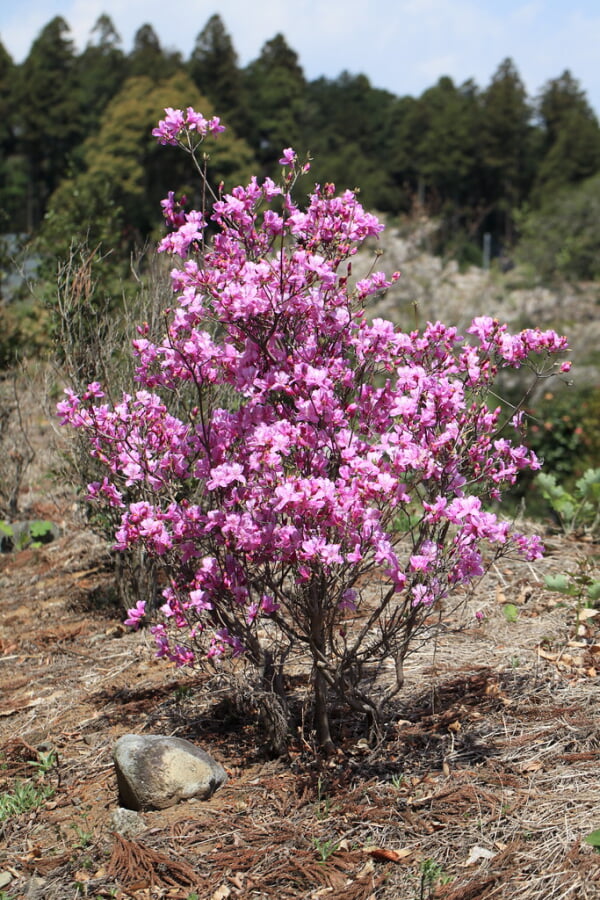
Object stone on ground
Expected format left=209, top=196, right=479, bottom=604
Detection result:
left=113, top=734, right=227, bottom=811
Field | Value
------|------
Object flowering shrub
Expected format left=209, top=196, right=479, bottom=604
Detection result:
left=58, top=108, right=569, bottom=752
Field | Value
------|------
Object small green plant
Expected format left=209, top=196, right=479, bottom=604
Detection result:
left=28, top=747, right=56, bottom=776
left=0, top=519, right=57, bottom=552
left=0, top=520, right=17, bottom=552
left=28, top=520, right=56, bottom=547
left=315, top=775, right=336, bottom=820
left=502, top=603, right=519, bottom=624
left=0, top=778, right=55, bottom=822
left=584, top=828, right=600, bottom=852
left=174, top=684, right=193, bottom=704
left=70, top=821, right=94, bottom=848
left=312, top=836, right=340, bottom=862
left=0, top=747, right=57, bottom=824
left=419, top=858, right=452, bottom=899
left=391, top=773, right=406, bottom=789
left=545, top=556, right=600, bottom=629
left=537, top=468, right=600, bottom=536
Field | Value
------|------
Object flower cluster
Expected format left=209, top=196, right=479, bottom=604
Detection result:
left=152, top=106, right=225, bottom=145
left=59, top=109, right=569, bottom=692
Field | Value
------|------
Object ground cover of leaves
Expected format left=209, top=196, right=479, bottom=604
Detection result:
left=1, top=379, right=600, bottom=900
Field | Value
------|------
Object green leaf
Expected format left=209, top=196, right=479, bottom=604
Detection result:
left=575, top=468, right=600, bottom=500
left=552, top=498, right=577, bottom=521
left=584, top=829, right=600, bottom=849
left=587, top=581, right=600, bottom=603
left=544, top=574, right=577, bottom=595
left=537, top=473, right=567, bottom=502
left=503, top=603, right=519, bottom=623
left=29, top=520, right=54, bottom=538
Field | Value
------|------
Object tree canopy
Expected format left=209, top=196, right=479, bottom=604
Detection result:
left=1, top=13, right=600, bottom=277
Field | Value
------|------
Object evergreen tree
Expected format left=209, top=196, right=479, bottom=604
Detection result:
left=532, top=70, right=600, bottom=201
left=479, top=58, right=534, bottom=244
left=0, top=41, right=28, bottom=234
left=128, top=24, right=182, bottom=81
left=414, top=77, right=482, bottom=211
left=16, top=16, right=82, bottom=229
left=243, top=34, right=308, bottom=172
left=304, top=72, right=400, bottom=210
left=0, top=41, right=14, bottom=150
left=188, top=15, right=243, bottom=122
left=408, top=77, right=485, bottom=256
left=75, top=15, right=127, bottom=134
left=387, top=94, right=428, bottom=211
left=517, top=172, right=600, bottom=282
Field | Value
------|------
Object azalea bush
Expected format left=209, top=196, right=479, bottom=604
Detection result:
left=58, top=108, right=570, bottom=753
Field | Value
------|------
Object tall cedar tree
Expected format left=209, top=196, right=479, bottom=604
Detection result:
left=304, top=72, right=401, bottom=211
left=243, top=34, right=308, bottom=173
left=413, top=77, right=481, bottom=215
left=188, top=15, right=243, bottom=123
left=532, top=70, right=600, bottom=202
left=0, top=41, right=27, bottom=231
left=74, top=15, right=128, bottom=135
left=16, top=16, right=82, bottom=229
left=128, top=24, right=183, bottom=81
left=41, top=72, right=256, bottom=266
left=480, top=58, right=534, bottom=244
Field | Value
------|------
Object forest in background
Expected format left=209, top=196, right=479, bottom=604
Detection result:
left=1, top=13, right=600, bottom=275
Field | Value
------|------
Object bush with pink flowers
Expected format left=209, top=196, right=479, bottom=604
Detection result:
left=58, top=108, right=569, bottom=752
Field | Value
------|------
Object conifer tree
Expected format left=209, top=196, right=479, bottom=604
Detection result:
left=75, top=15, right=127, bottom=134
left=129, top=24, right=182, bottom=81
left=532, top=70, right=600, bottom=201
left=16, top=16, right=81, bottom=227
left=480, top=58, right=534, bottom=244
left=243, top=34, right=308, bottom=172
left=188, top=15, right=243, bottom=122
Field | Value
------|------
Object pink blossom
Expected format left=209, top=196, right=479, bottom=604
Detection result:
left=260, top=595, right=280, bottom=614
left=124, top=600, right=146, bottom=628
left=207, top=462, right=246, bottom=490
left=279, top=148, right=297, bottom=166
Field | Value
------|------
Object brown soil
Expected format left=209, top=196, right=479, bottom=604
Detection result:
left=1, top=372, right=600, bottom=900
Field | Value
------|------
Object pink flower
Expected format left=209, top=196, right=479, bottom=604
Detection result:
left=279, top=148, right=297, bottom=166
left=207, top=462, right=246, bottom=490
left=124, top=600, right=146, bottom=629
left=260, top=595, right=280, bottom=615
left=152, top=107, right=186, bottom=145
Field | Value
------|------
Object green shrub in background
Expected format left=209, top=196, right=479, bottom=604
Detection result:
left=526, top=386, right=600, bottom=483
left=498, top=385, right=600, bottom=520
left=536, top=468, right=600, bottom=536
left=516, top=172, right=600, bottom=283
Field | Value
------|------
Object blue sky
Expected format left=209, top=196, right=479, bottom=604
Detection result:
left=2, top=0, right=600, bottom=114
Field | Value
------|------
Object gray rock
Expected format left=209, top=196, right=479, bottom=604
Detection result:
left=113, top=734, right=227, bottom=811
left=109, top=806, right=146, bottom=837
